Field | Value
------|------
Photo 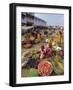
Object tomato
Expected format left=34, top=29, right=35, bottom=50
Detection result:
left=38, top=60, right=53, bottom=76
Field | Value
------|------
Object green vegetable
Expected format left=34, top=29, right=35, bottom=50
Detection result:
left=28, top=68, right=39, bottom=77
left=53, top=45, right=62, bottom=51
left=32, top=54, right=40, bottom=60
left=51, top=56, right=64, bottom=75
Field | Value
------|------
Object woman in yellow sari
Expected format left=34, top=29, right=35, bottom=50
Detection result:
left=56, top=31, right=62, bottom=46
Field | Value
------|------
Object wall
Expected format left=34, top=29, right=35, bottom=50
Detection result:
left=0, top=0, right=72, bottom=89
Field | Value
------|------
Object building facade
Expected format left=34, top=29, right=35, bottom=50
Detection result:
left=21, top=13, right=47, bottom=28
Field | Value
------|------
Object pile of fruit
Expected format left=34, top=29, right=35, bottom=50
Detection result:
left=38, top=60, right=53, bottom=76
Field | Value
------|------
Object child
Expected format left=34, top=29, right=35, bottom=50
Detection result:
left=40, top=45, right=46, bottom=59
left=46, top=43, right=53, bottom=57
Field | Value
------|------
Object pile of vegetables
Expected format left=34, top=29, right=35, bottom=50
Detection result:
left=51, top=56, right=64, bottom=75
left=38, top=60, right=53, bottom=76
